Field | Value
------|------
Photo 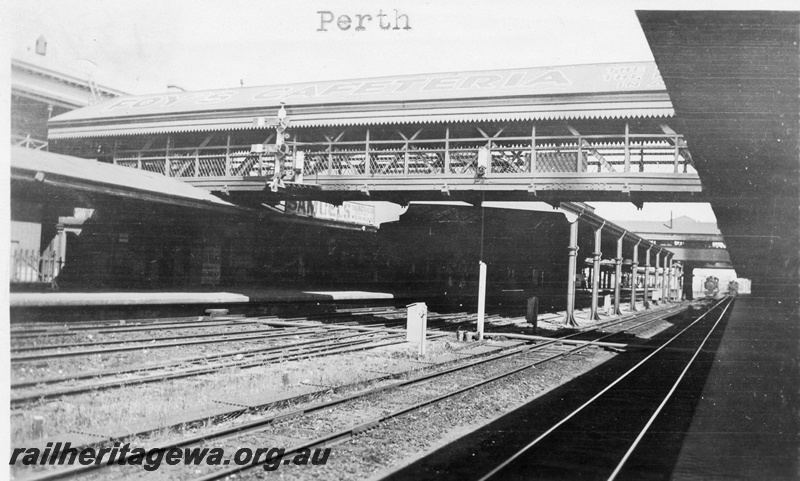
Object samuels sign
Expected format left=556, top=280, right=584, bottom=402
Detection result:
left=98, top=63, right=665, bottom=115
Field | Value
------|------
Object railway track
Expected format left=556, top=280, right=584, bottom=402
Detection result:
left=10, top=310, right=476, bottom=405
left=472, top=296, right=734, bottom=480
left=14, top=301, right=696, bottom=481
left=11, top=329, right=435, bottom=406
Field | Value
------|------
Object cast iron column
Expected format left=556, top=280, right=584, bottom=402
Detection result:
left=563, top=219, right=580, bottom=327
left=630, top=240, right=640, bottom=312
left=589, top=222, right=604, bottom=321
left=664, top=254, right=672, bottom=302
left=613, top=232, right=625, bottom=315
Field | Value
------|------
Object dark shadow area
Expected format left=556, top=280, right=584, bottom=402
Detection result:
left=382, top=302, right=731, bottom=481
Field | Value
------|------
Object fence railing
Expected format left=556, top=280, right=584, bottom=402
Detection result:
left=10, top=250, right=62, bottom=284
left=12, top=134, right=49, bottom=150
left=111, top=133, right=695, bottom=180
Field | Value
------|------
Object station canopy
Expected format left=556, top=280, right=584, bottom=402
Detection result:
left=48, top=62, right=674, bottom=139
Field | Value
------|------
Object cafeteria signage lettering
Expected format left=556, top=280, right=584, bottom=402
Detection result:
left=253, top=70, right=569, bottom=100
left=285, top=201, right=375, bottom=226
left=102, top=71, right=570, bottom=111
left=99, top=63, right=665, bottom=113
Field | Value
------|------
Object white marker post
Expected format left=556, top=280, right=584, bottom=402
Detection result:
left=477, top=261, right=487, bottom=340
left=406, top=302, right=428, bottom=355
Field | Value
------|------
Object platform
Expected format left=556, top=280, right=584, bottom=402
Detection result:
left=8, top=287, right=407, bottom=308
left=671, top=295, right=799, bottom=480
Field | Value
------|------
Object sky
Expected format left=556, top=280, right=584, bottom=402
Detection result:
left=6, top=0, right=799, bottom=224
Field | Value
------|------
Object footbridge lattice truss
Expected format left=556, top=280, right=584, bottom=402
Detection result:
left=48, top=62, right=702, bottom=203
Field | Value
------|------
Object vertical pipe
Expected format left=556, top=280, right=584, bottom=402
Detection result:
left=589, top=222, right=604, bottom=321
left=563, top=219, right=580, bottom=327
left=614, top=233, right=624, bottom=315
left=477, top=261, right=487, bottom=339
left=643, top=246, right=651, bottom=309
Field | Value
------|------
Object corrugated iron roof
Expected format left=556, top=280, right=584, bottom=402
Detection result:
left=10, top=146, right=238, bottom=211
left=49, top=62, right=673, bottom=139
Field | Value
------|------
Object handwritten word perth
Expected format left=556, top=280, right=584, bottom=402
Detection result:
left=317, top=9, right=411, bottom=32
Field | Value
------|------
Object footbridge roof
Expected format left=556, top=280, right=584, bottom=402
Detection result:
left=48, top=62, right=673, bottom=139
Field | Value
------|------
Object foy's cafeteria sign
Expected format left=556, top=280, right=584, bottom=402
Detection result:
left=285, top=201, right=375, bottom=227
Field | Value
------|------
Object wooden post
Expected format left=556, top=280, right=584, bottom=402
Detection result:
left=624, top=123, right=630, bottom=172
left=404, top=139, right=410, bottom=176
left=164, top=136, right=171, bottom=176
left=477, top=261, right=487, bottom=338
left=530, top=125, right=537, bottom=173
left=576, top=137, right=583, bottom=172
left=444, top=127, right=451, bottom=174
left=225, top=134, right=231, bottom=176
left=364, top=129, right=371, bottom=176
left=327, top=142, right=333, bottom=175
left=673, top=136, right=680, bottom=173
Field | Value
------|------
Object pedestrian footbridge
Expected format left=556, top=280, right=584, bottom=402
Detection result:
left=48, top=62, right=702, bottom=204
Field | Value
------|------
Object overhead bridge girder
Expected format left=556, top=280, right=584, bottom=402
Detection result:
left=185, top=173, right=702, bottom=203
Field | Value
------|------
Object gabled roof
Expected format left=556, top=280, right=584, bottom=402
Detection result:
left=12, top=59, right=128, bottom=108
left=48, top=62, right=674, bottom=139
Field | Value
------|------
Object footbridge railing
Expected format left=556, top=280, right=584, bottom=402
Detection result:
left=109, top=127, right=701, bottom=199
